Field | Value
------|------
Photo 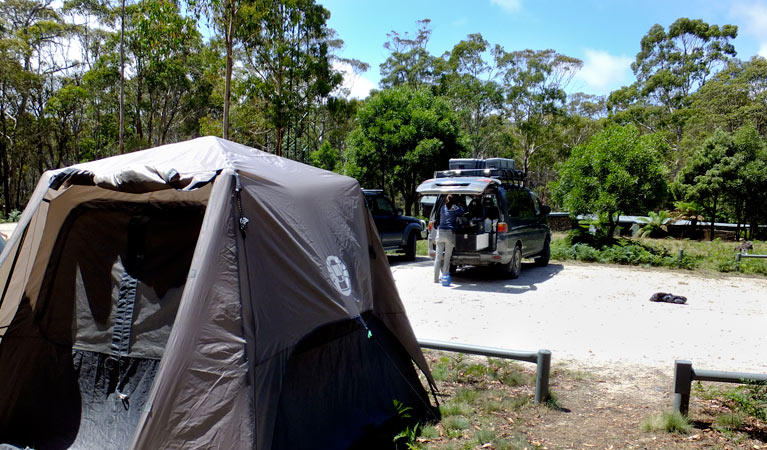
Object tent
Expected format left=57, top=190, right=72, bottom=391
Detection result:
left=0, top=137, right=437, bottom=449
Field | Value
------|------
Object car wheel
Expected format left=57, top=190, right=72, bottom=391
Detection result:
left=404, top=232, right=417, bottom=261
left=449, top=264, right=457, bottom=276
left=534, top=238, right=550, bottom=267
left=505, top=245, right=522, bottom=279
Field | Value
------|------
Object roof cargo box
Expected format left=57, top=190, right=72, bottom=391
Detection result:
left=449, top=158, right=484, bottom=170
left=484, top=158, right=514, bottom=170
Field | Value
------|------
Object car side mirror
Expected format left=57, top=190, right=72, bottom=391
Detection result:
left=540, top=205, right=551, bottom=216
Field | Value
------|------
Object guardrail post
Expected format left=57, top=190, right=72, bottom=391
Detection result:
left=677, top=249, right=684, bottom=268
left=735, top=253, right=742, bottom=271
left=534, top=349, right=551, bottom=404
left=673, top=360, right=693, bottom=416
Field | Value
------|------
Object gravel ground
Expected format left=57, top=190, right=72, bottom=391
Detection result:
left=390, top=257, right=767, bottom=375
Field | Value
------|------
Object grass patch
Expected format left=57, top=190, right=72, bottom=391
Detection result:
left=492, top=435, right=534, bottom=450
left=417, top=351, right=538, bottom=448
left=714, top=412, right=744, bottom=431
left=452, top=388, right=481, bottom=404
left=474, top=429, right=496, bottom=445
left=440, top=401, right=473, bottom=417
left=481, top=398, right=503, bottom=413
left=420, top=424, right=440, bottom=439
left=442, top=415, right=470, bottom=431
left=641, top=410, right=692, bottom=434
left=502, top=395, right=529, bottom=411
left=416, top=238, right=430, bottom=256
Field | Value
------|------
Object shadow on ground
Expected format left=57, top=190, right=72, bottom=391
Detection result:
left=448, top=263, right=565, bottom=294
left=387, top=255, right=565, bottom=294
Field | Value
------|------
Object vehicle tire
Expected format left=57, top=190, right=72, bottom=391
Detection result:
left=505, top=245, right=522, bottom=279
left=449, top=264, right=457, bottom=276
left=404, top=232, right=417, bottom=261
left=534, top=238, right=550, bottom=267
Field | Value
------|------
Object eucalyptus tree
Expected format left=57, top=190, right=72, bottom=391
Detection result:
left=379, top=19, right=436, bottom=89
left=500, top=49, right=582, bottom=180
left=437, top=33, right=506, bottom=158
left=608, top=17, right=738, bottom=165
left=235, top=0, right=341, bottom=159
left=132, top=0, right=207, bottom=146
left=0, top=0, right=74, bottom=212
left=691, top=57, right=767, bottom=137
left=186, top=0, right=246, bottom=139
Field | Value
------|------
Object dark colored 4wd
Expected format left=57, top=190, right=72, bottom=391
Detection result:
left=363, top=189, right=425, bottom=261
left=416, top=161, right=551, bottom=279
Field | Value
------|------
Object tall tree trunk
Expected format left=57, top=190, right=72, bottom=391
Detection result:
left=276, top=127, right=283, bottom=157
left=136, top=57, right=144, bottom=143
left=119, top=0, right=125, bottom=154
left=0, top=96, right=9, bottom=215
left=223, top=0, right=234, bottom=140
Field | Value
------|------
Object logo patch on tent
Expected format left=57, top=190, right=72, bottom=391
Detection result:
left=326, top=255, right=352, bottom=296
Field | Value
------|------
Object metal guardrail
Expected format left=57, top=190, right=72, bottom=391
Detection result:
left=735, top=252, right=767, bottom=271
left=418, top=339, right=551, bottom=403
left=672, top=360, right=767, bottom=415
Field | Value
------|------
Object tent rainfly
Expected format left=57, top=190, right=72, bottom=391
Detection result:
left=0, top=137, right=437, bottom=449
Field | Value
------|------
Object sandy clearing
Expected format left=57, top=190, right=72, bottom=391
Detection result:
left=390, top=258, right=767, bottom=375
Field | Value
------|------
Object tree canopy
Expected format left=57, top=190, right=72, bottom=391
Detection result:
left=552, top=124, right=668, bottom=238
left=2, top=5, right=767, bottom=242
left=345, top=85, right=463, bottom=215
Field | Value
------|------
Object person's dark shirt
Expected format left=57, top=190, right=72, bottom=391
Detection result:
left=438, top=204, right=465, bottom=230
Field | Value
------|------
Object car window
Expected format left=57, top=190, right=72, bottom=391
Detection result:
left=532, top=193, right=542, bottom=215
left=505, top=189, right=536, bottom=218
left=374, top=197, right=395, bottom=214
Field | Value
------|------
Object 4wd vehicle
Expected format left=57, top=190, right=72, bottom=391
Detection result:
left=363, top=189, right=426, bottom=261
left=416, top=159, right=551, bottom=279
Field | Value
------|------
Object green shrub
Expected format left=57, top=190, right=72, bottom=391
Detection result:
left=552, top=236, right=704, bottom=270
left=573, top=243, right=600, bottom=261
left=723, top=382, right=767, bottom=421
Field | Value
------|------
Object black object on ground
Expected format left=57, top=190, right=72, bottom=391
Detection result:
left=649, top=292, right=687, bottom=304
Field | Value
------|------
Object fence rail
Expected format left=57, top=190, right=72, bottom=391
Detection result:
left=418, top=339, right=551, bottom=403
left=672, top=360, right=767, bottom=415
left=735, top=252, right=767, bottom=271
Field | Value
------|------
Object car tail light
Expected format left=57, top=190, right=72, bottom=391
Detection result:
left=428, top=221, right=434, bottom=231
left=497, top=222, right=508, bottom=233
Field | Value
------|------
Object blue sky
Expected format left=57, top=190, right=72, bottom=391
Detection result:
left=319, top=0, right=767, bottom=99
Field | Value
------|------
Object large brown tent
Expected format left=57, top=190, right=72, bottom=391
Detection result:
left=0, top=137, right=436, bottom=449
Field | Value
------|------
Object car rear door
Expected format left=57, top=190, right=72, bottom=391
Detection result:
left=370, top=195, right=400, bottom=246
left=503, top=188, right=543, bottom=256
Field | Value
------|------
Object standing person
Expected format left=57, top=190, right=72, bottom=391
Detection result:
left=434, top=194, right=465, bottom=285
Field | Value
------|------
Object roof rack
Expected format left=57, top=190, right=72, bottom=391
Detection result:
left=434, top=167, right=525, bottom=185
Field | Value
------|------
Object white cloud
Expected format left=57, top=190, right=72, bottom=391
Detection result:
left=490, top=0, right=522, bottom=13
left=573, top=49, right=633, bottom=95
left=730, top=2, right=767, bottom=58
left=332, top=61, right=375, bottom=100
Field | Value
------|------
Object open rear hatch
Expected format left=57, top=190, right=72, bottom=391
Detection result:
left=418, top=178, right=503, bottom=254
left=416, top=177, right=499, bottom=196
